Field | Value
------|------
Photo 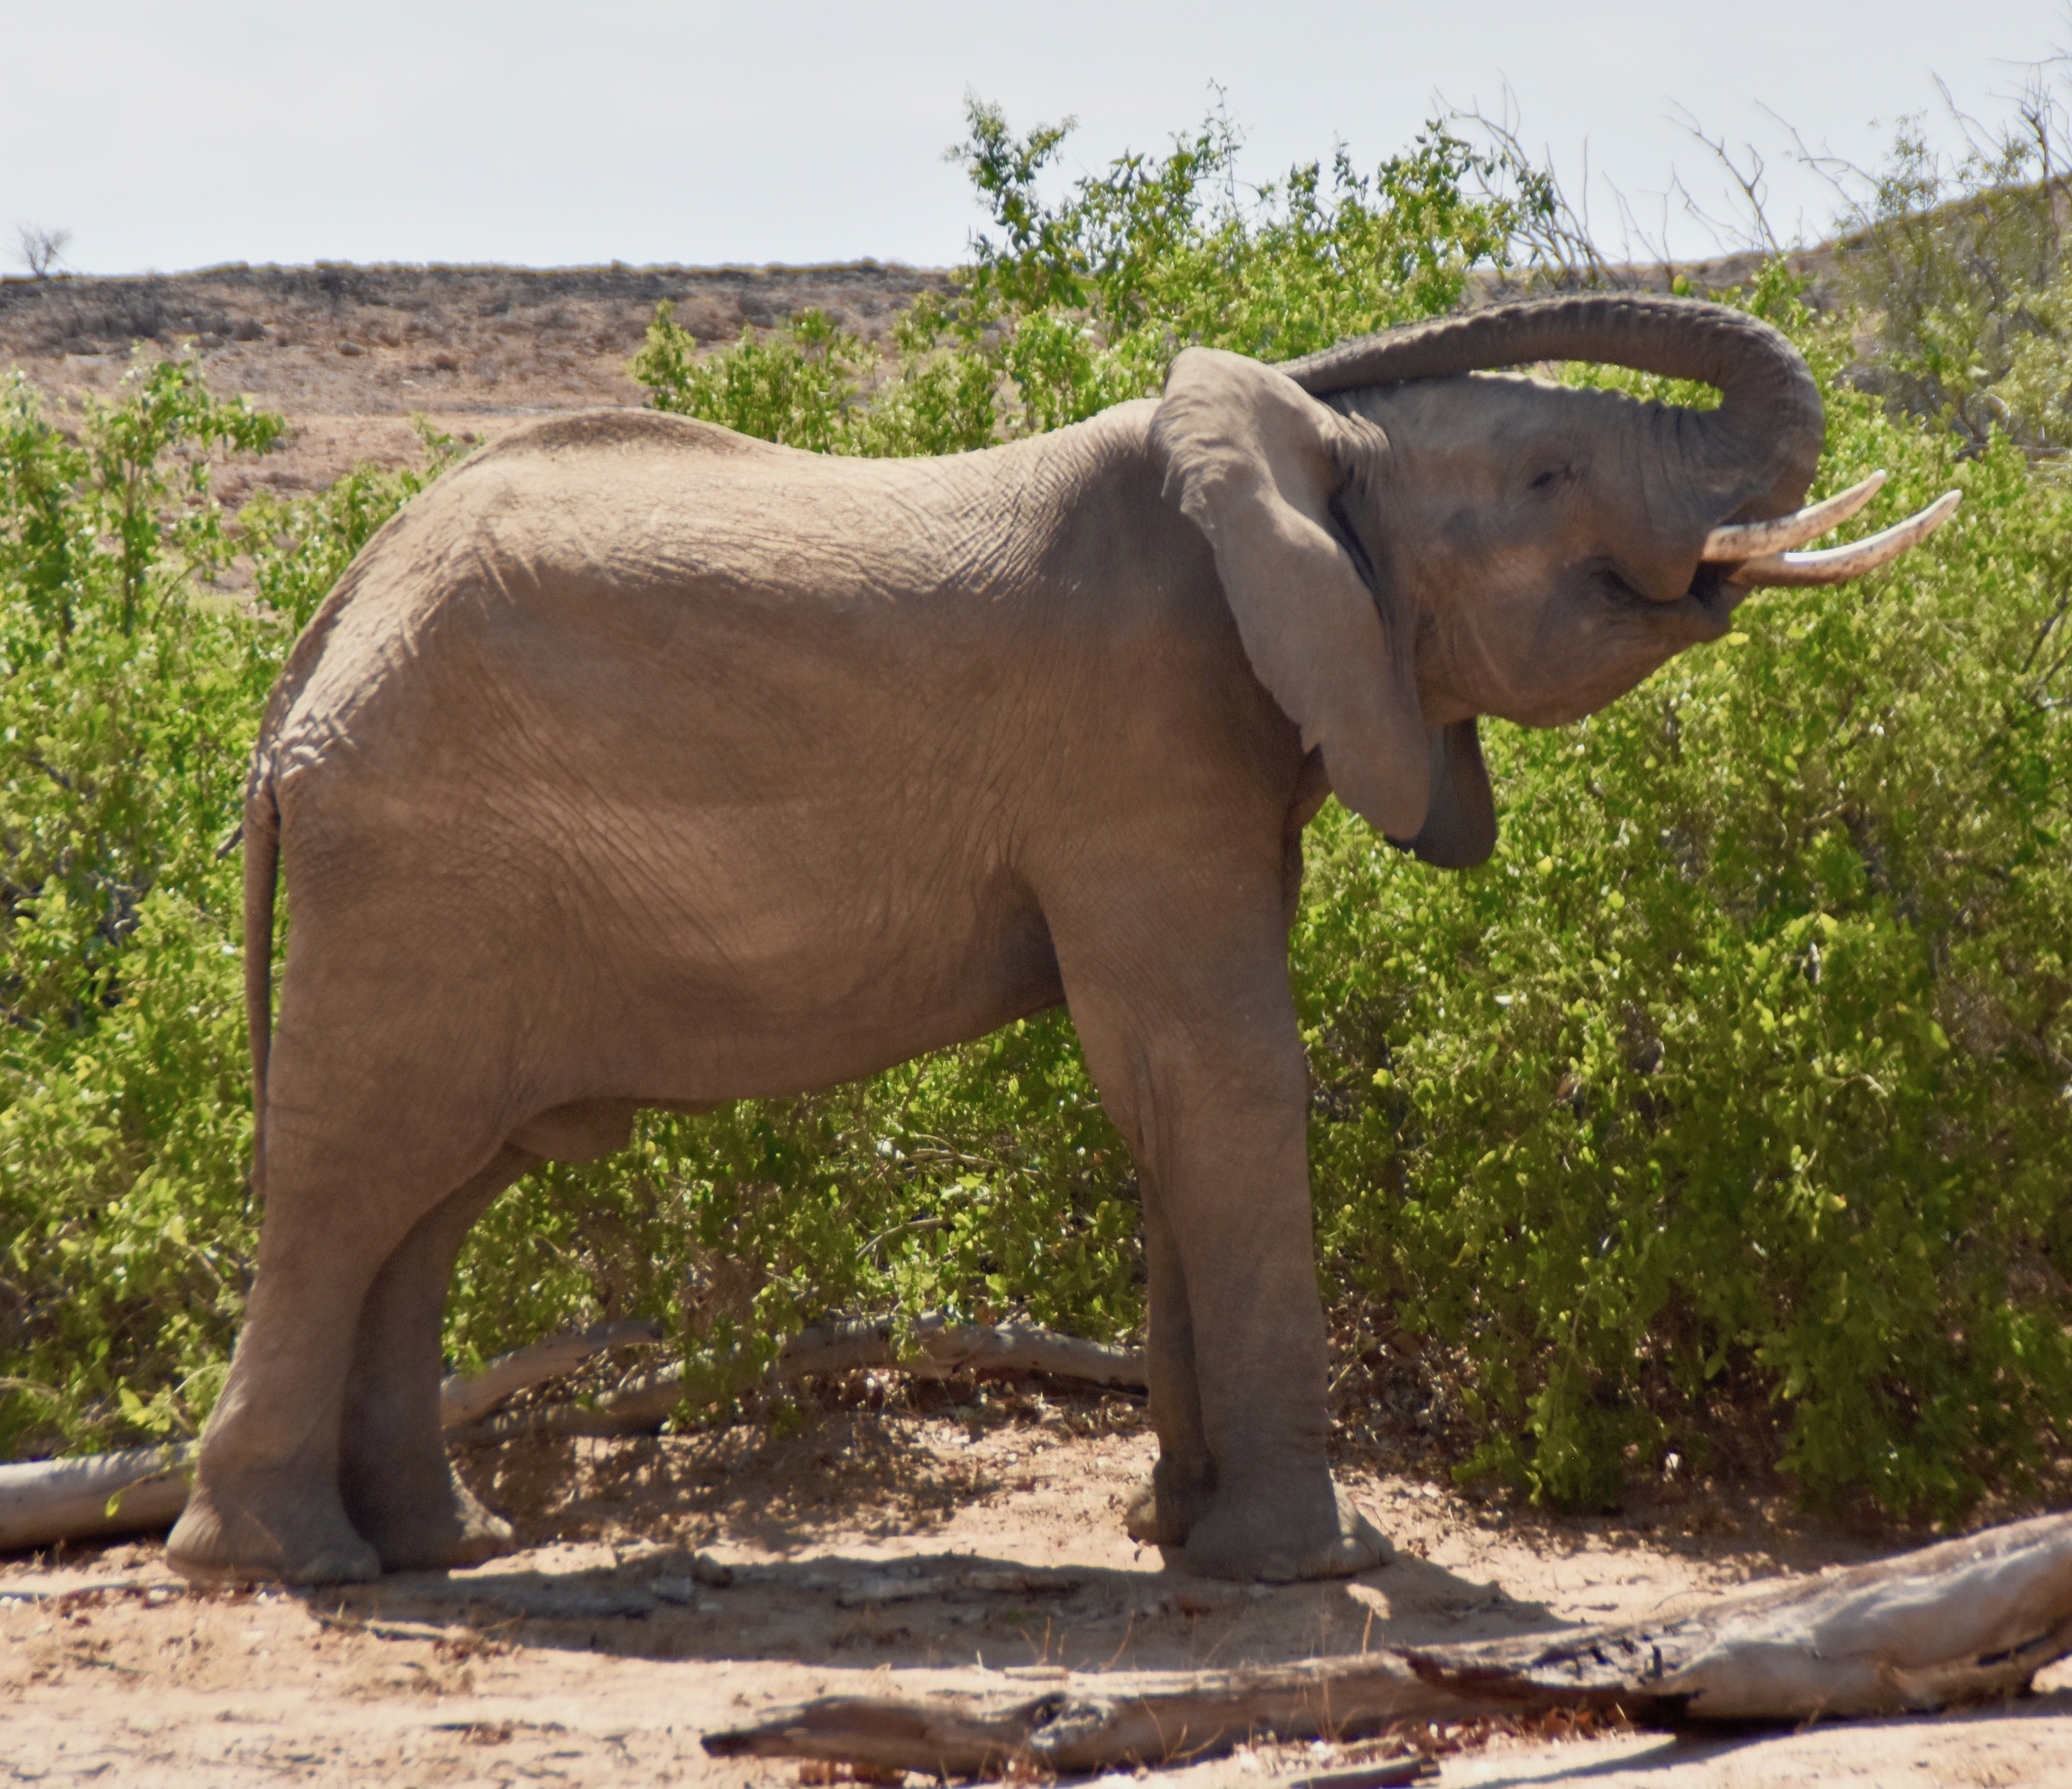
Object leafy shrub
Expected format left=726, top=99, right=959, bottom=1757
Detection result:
left=447, top=1016, right=1140, bottom=1397
left=1, top=355, right=285, bottom=1452
left=1826, top=79, right=2072, bottom=460
left=631, top=301, right=998, bottom=459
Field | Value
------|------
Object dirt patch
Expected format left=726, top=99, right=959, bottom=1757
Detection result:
left=4, top=1388, right=2068, bottom=1786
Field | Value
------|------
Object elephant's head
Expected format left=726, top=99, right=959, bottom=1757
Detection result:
left=1149, top=294, right=1957, bottom=868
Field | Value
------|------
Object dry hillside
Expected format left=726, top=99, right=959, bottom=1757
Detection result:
left=0, top=260, right=954, bottom=498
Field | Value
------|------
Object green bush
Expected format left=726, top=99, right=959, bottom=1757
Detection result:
left=1, top=102, right=2067, bottom=1524
left=1827, top=77, right=2072, bottom=461
left=0, top=355, right=284, bottom=1452
left=446, top=1016, right=1140, bottom=1397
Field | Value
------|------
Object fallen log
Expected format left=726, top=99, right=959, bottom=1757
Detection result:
left=785, top=1314, right=1145, bottom=1388
left=467, top=1314, right=1147, bottom=1440
left=704, top=1510, right=2072, bottom=1775
left=706, top=1652, right=1474, bottom=1776
left=1402, top=1507, right=2072, bottom=1720
left=0, top=1444, right=197, bottom=1556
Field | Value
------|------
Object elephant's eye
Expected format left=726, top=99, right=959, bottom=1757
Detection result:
left=1528, top=465, right=1571, bottom=493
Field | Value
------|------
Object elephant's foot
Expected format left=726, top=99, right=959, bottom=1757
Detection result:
left=1123, top=1455, right=1217, bottom=1547
left=1182, top=1479, right=1389, bottom=1583
left=344, top=1458, right=516, bottom=1573
left=166, top=1468, right=380, bottom=1587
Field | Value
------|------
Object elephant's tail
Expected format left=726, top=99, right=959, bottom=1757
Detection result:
left=243, top=769, right=281, bottom=1199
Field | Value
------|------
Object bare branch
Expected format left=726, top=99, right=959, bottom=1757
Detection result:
left=1666, top=106, right=1787, bottom=258
left=436, top=1316, right=665, bottom=1430
left=1444, top=91, right=1620, bottom=290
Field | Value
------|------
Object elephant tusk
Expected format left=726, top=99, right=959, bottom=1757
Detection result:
left=1727, top=490, right=1962, bottom=587
left=1699, top=471, right=1887, bottom=561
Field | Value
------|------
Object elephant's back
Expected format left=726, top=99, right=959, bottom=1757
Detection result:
left=251, top=405, right=1131, bottom=900
left=260, top=411, right=992, bottom=776
left=252, top=397, right=1204, bottom=867
left=469, top=406, right=784, bottom=465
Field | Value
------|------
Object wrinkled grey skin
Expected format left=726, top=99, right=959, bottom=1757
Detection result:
left=166, top=297, right=1823, bottom=1587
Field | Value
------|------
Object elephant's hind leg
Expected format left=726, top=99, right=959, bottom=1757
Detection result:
left=166, top=1202, right=399, bottom=1588
left=167, top=1024, right=516, bottom=1585
left=339, top=1144, right=535, bottom=1571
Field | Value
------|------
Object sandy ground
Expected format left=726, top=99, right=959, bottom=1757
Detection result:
left=4, top=1390, right=2069, bottom=1787
left=3, top=266, right=2068, bottom=1785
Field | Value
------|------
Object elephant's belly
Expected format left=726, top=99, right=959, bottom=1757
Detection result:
left=275, top=610, right=1073, bottom=1120
left=535, top=836, right=1066, bottom=1108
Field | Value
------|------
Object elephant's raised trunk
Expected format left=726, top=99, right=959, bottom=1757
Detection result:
left=1279, top=293, right=1825, bottom=529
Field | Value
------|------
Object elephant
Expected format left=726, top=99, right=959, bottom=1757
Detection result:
left=164, top=293, right=1954, bottom=1586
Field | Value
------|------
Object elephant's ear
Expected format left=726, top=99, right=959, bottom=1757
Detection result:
left=1407, top=718, right=1497, bottom=869
left=1150, top=347, right=1431, bottom=841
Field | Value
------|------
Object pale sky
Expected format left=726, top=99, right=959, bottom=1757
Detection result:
left=5, top=1, right=2067, bottom=276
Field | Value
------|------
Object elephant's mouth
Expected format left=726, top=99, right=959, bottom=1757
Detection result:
left=1590, top=558, right=1741, bottom=642
left=1682, top=562, right=1747, bottom=633
left=1632, top=479, right=1963, bottom=644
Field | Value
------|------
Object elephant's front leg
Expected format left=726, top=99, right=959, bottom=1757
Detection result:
left=1067, top=944, right=1385, bottom=1582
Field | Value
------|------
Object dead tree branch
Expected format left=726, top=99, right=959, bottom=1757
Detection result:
left=463, top=1315, right=1147, bottom=1441
left=706, top=1512, right=2072, bottom=1773
left=435, top=1316, right=664, bottom=1430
